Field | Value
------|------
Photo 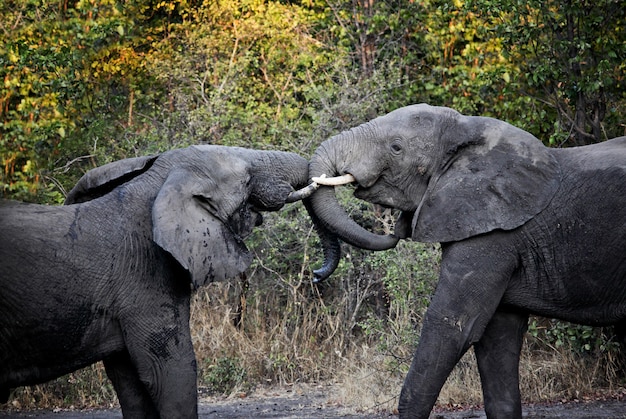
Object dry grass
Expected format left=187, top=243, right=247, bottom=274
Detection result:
left=333, top=339, right=625, bottom=413
left=519, top=343, right=624, bottom=403
left=4, top=363, right=117, bottom=411
left=190, top=279, right=363, bottom=389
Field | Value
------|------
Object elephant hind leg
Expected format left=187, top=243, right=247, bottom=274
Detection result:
left=104, top=351, right=159, bottom=419
left=474, top=310, right=528, bottom=419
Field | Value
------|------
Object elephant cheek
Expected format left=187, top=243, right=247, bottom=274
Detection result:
left=228, top=207, right=263, bottom=240
left=354, top=186, right=399, bottom=209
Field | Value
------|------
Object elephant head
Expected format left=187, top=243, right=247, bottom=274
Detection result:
left=65, top=145, right=310, bottom=289
left=306, top=104, right=561, bottom=280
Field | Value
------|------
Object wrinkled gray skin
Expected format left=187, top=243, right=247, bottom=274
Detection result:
left=306, top=104, right=626, bottom=419
left=0, top=145, right=309, bottom=418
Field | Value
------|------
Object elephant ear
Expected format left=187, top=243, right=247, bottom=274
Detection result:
left=152, top=167, right=253, bottom=289
left=412, top=117, right=561, bottom=243
left=65, top=155, right=157, bottom=204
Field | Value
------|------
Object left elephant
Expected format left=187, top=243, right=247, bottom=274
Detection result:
left=0, top=145, right=310, bottom=418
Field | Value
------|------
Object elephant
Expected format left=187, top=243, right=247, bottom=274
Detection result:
left=304, top=104, right=626, bottom=418
left=0, top=145, right=314, bottom=418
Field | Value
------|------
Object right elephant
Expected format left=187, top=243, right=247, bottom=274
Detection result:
left=304, top=104, right=626, bottom=419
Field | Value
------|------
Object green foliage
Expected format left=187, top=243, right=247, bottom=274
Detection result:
left=468, top=0, right=626, bottom=144
left=0, top=0, right=177, bottom=202
left=528, top=318, right=621, bottom=355
left=201, top=356, right=247, bottom=395
left=357, top=241, right=440, bottom=375
left=143, top=0, right=342, bottom=152
left=3, top=0, right=624, bottom=201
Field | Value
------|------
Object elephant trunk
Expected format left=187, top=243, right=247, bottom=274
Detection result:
left=250, top=149, right=344, bottom=282
left=248, top=150, right=310, bottom=210
left=304, top=133, right=399, bottom=281
left=269, top=150, right=310, bottom=190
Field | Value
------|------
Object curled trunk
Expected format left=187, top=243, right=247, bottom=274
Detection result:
left=303, top=199, right=341, bottom=282
left=304, top=136, right=399, bottom=281
left=248, top=150, right=310, bottom=210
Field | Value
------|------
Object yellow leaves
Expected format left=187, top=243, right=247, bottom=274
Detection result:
left=89, top=44, right=144, bottom=80
left=8, top=49, right=19, bottom=64
left=156, top=1, right=176, bottom=12
left=91, top=61, right=117, bottom=79
left=15, top=93, right=59, bottom=118
left=4, top=74, right=18, bottom=89
left=22, top=159, right=33, bottom=174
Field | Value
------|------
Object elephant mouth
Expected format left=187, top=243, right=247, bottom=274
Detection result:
left=353, top=186, right=398, bottom=208
left=336, top=175, right=413, bottom=213
left=312, top=172, right=391, bottom=206
left=312, top=172, right=412, bottom=226
left=227, top=207, right=263, bottom=241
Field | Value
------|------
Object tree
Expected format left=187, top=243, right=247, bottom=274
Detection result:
left=0, top=0, right=189, bottom=201
left=470, top=0, right=626, bottom=145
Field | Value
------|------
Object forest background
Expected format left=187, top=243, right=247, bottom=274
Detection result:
left=1, top=0, right=626, bottom=413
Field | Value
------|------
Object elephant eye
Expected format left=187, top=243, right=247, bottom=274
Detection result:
left=390, top=140, right=404, bottom=155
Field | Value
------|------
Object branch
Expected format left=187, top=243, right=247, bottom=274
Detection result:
left=54, top=154, right=96, bottom=174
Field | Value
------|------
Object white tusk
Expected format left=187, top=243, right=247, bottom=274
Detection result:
left=311, top=173, right=356, bottom=186
left=286, top=181, right=320, bottom=202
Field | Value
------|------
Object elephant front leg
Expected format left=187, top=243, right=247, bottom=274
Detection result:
left=398, top=238, right=517, bottom=418
left=398, top=310, right=480, bottom=418
left=123, top=312, right=199, bottom=418
left=134, top=333, right=199, bottom=418
left=104, top=351, right=159, bottom=418
left=474, top=310, right=528, bottom=419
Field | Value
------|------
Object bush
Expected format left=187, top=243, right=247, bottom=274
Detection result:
left=202, top=356, right=248, bottom=395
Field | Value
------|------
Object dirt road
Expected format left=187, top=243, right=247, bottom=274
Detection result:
left=1, top=385, right=625, bottom=418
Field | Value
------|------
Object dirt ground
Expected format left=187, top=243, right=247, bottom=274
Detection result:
left=1, top=384, right=625, bottom=418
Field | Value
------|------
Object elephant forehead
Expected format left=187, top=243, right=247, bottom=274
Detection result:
left=191, top=144, right=241, bottom=160
left=187, top=146, right=249, bottom=178
left=404, top=103, right=458, bottom=115
left=404, top=103, right=461, bottom=121
left=383, top=104, right=436, bottom=124
left=191, top=144, right=225, bottom=152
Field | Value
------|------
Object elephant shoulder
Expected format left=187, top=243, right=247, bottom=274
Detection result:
left=65, top=155, right=158, bottom=204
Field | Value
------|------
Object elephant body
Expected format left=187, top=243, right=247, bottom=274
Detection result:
left=0, top=145, right=309, bottom=418
left=504, top=141, right=626, bottom=324
left=304, top=104, right=626, bottom=418
left=1, top=199, right=196, bottom=417
left=409, top=139, right=626, bottom=418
